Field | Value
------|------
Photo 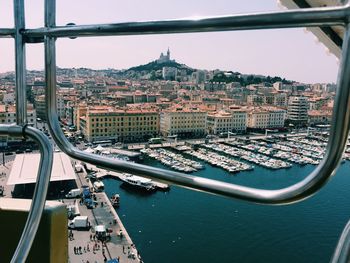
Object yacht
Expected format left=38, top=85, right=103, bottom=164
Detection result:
left=121, top=174, right=157, bottom=192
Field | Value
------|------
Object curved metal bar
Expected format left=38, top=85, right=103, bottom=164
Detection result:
left=45, top=0, right=350, bottom=204
left=28, top=5, right=350, bottom=39
left=44, top=22, right=350, bottom=204
left=3, top=125, right=53, bottom=263
left=331, top=219, right=350, bottom=263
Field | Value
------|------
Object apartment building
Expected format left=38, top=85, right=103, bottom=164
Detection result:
left=160, top=107, right=207, bottom=138
left=207, top=108, right=247, bottom=135
left=308, top=110, right=332, bottom=125
left=287, top=95, right=309, bottom=126
left=247, top=106, right=286, bottom=129
left=35, top=95, right=46, bottom=120
left=0, top=104, right=37, bottom=145
left=0, top=105, right=36, bottom=125
left=79, top=106, right=159, bottom=142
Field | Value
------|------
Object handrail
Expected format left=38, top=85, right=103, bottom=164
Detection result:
left=0, top=28, right=15, bottom=37
left=0, top=125, right=53, bottom=263
left=28, top=5, right=349, bottom=39
left=44, top=0, right=350, bottom=205
left=331, top=218, right=350, bottom=263
left=3, top=0, right=350, bottom=262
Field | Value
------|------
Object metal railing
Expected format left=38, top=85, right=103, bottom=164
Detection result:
left=1, top=0, right=350, bottom=262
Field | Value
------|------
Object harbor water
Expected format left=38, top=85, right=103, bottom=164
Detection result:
left=103, top=156, right=350, bottom=263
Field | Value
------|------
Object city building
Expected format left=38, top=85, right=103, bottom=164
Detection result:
left=34, top=95, right=46, bottom=120
left=162, top=67, right=177, bottom=80
left=247, top=106, right=286, bottom=129
left=207, top=108, right=247, bottom=135
left=79, top=106, right=159, bottom=142
left=308, top=110, right=332, bottom=125
left=287, top=95, right=309, bottom=126
left=160, top=106, right=207, bottom=138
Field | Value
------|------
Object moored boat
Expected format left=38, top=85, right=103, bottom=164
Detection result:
left=110, top=194, right=120, bottom=207
left=121, top=174, right=157, bottom=192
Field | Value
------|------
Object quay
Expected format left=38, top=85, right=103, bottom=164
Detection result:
left=104, top=171, right=170, bottom=191
left=87, top=163, right=170, bottom=191
left=68, top=166, right=142, bottom=263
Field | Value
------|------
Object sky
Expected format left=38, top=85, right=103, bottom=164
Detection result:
left=0, top=0, right=340, bottom=83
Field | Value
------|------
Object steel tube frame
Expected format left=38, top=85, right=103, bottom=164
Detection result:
left=2, top=0, right=347, bottom=261
left=332, top=218, right=350, bottom=263
left=45, top=0, right=350, bottom=205
left=29, top=5, right=349, bottom=39
left=0, top=125, right=53, bottom=263
left=0, top=28, right=15, bottom=37
left=45, top=31, right=350, bottom=204
left=14, top=0, right=27, bottom=125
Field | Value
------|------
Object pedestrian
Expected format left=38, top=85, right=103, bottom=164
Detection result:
left=79, top=246, right=82, bottom=254
left=83, top=246, right=86, bottom=253
left=123, top=245, right=125, bottom=254
left=87, top=243, right=90, bottom=252
left=73, top=246, right=76, bottom=254
left=90, top=234, right=92, bottom=241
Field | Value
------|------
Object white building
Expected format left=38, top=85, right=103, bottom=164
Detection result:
left=207, top=109, right=247, bottom=135
left=273, top=82, right=283, bottom=91
left=160, top=107, right=207, bottom=138
left=287, top=95, right=309, bottom=125
left=247, top=106, right=286, bottom=129
left=162, top=67, right=177, bottom=80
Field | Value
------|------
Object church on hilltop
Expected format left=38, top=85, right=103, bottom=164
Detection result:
left=156, top=48, right=174, bottom=64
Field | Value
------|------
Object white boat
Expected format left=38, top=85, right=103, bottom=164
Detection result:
left=93, top=180, right=105, bottom=192
left=110, top=194, right=120, bottom=207
left=121, top=174, right=156, bottom=192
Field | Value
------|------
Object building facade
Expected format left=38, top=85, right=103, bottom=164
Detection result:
left=160, top=107, right=207, bottom=138
left=207, top=109, right=247, bottom=135
left=287, top=95, right=309, bottom=126
left=247, top=106, right=286, bottom=129
left=80, top=107, right=159, bottom=142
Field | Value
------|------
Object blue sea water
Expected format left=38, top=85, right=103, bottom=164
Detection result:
left=103, top=158, right=350, bottom=263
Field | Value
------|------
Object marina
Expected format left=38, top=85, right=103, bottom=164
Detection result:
left=141, top=148, right=204, bottom=173
left=184, top=148, right=253, bottom=173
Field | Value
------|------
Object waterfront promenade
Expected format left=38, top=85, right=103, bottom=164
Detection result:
left=68, top=168, right=141, bottom=263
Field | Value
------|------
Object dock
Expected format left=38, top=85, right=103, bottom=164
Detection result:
left=106, top=171, right=170, bottom=191
left=85, top=163, right=170, bottom=191
left=68, top=168, right=142, bottom=263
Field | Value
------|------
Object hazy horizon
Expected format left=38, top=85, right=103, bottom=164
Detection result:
left=0, top=0, right=340, bottom=84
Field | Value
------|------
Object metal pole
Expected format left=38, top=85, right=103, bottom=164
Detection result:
left=28, top=5, right=350, bottom=39
left=14, top=0, right=27, bottom=125
left=0, top=28, right=15, bottom=38
left=10, top=126, right=53, bottom=263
